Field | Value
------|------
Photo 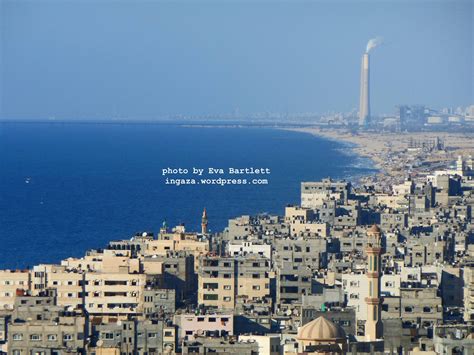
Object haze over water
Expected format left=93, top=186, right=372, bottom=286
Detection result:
left=0, top=123, right=374, bottom=269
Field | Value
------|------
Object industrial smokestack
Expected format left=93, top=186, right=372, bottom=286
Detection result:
left=359, top=52, right=370, bottom=126
left=359, top=37, right=382, bottom=127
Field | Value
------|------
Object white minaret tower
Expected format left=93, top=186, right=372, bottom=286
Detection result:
left=359, top=52, right=370, bottom=127
left=365, top=224, right=383, bottom=341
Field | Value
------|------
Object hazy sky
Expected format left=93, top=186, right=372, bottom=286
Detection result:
left=1, top=0, right=472, bottom=119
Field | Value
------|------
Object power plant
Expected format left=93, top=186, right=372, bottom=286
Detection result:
left=359, top=37, right=383, bottom=127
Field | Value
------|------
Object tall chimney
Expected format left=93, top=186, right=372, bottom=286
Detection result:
left=359, top=53, right=370, bottom=126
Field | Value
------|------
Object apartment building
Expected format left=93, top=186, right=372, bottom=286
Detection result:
left=341, top=273, right=369, bottom=321
left=235, top=256, right=271, bottom=303
left=175, top=313, right=233, bottom=340
left=198, top=256, right=235, bottom=309
left=84, top=271, right=147, bottom=318
left=399, top=287, right=443, bottom=328
left=227, top=242, right=271, bottom=260
left=8, top=313, right=86, bottom=355
left=275, top=262, right=312, bottom=307
left=301, top=179, right=351, bottom=208
left=142, top=252, right=196, bottom=305
left=463, top=265, right=474, bottom=323
left=93, top=319, right=176, bottom=355
left=0, top=270, right=30, bottom=310
left=274, top=237, right=327, bottom=271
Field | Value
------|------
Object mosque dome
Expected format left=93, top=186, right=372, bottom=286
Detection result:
left=297, top=316, right=346, bottom=341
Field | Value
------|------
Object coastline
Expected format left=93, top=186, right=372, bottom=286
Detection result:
left=283, top=126, right=474, bottom=189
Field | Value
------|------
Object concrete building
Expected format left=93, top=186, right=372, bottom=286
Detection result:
left=432, top=325, right=474, bottom=354
left=0, top=270, right=30, bottom=310
left=301, top=179, right=351, bottom=208
left=181, top=337, right=259, bottom=354
left=175, top=313, right=233, bottom=340
left=227, top=242, right=272, bottom=260
left=238, top=335, right=282, bottom=355
left=8, top=313, right=86, bottom=355
left=463, top=265, right=474, bottom=323
left=84, top=271, right=146, bottom=318
left=93, top=319, right=176, bottom=354
left=275, top=262, right=312, bottom=307
left=198, top=255, right=271, bottom=310
left=198, top=256, right=236, bottom=310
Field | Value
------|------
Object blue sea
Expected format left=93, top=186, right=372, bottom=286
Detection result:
left=0, top=123, right=375, bottom=269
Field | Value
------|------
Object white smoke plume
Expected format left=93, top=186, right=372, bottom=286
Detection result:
left=366, top=36, right=384, bottom=53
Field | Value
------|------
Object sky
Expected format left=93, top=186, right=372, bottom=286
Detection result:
left=0, top=0, right=472, bottom=119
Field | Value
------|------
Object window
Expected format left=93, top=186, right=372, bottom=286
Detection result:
left=423, top=306, right=432, bottom=313
left=164, top=331, right=173, bottom=337
left=148, top=333, right=157, bottom=338
left=104, top=333, right=114, bottom=339
left=223, top=285, right=231, bottom=290
left=47, top=334, right=57, bottom=341
left=30, top=334, right=42, bottom=341
left=203, top=294, right=218, bottom=301
left=63, top=334, right=72, bottom=341
left=12, top=334, right=22, bottom=341
left=405, top=306, right=413, bottom=313
left=252, top=285, right=260, bottom=290
left=223, top=297, right=231, bottom=301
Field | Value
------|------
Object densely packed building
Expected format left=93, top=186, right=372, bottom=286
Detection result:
left=1, top=156, right=474, bottom=354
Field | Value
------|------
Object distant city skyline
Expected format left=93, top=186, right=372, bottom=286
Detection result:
left=1, top=0, right=472, bottom=120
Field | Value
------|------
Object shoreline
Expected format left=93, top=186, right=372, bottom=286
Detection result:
left=283, top=126, right=474, bottom=190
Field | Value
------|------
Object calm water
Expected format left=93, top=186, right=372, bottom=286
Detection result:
left=0, top=123, right=374, bottom=268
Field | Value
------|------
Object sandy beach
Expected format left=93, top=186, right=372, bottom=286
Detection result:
left=286, top=127, right=474, bottom=188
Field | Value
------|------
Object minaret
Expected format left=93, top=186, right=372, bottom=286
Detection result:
left=365, top=224, right=383, bottom=341
left=359, top=53, right=370, bottom=127
left=201, top=208, right=208, bottom=235
left=160, top=220, right=168, bottom=235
